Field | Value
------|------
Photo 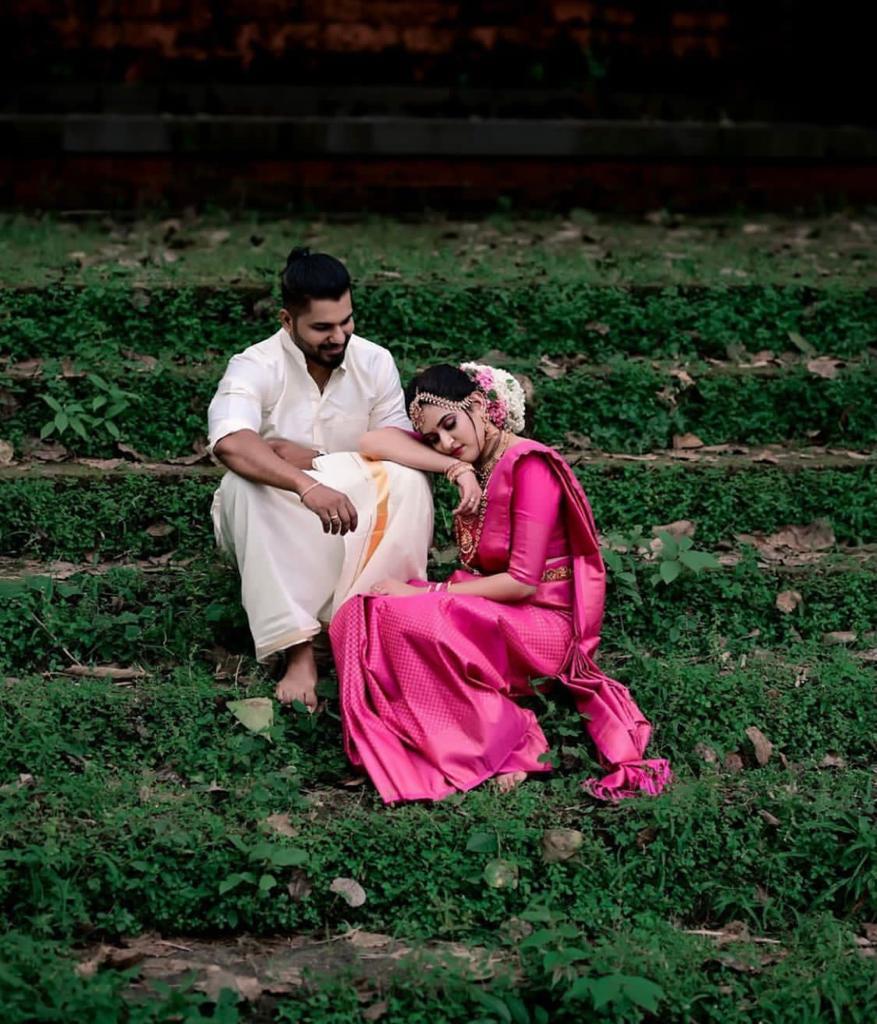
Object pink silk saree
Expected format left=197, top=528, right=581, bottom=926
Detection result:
left=329, top=440, right=671, bottom=803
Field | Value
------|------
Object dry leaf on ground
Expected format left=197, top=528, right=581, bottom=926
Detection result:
left=823, top=631, right=857, bottom=645
left=806, top=357, right=844, bottom=379
left=0, top=440, right=14, bottom=465
left=819, top=754, right=847, bottom=769
left=345, top=930, right=394, bottom=949
left=286, top=869, right=312, bottom=902
left=694, top=743, right=718, bottom=763
left=672, top=433, right=704, bottom=449
left=145, top=522, right=174, bottom=538
left=759, top=810, right=781, bottom=827
left=739, top=520, right=835, bottom=562
left=775, top=590, right=803, bottom=614
left=330, top=877, right=367, bottom=907
left=263, top=813, right=296, bottom=837
left=227, top=698, right=274, bottom=735
left=62, top=664, right=147, bottom=681
left=652, top=519, right=697, bottom=540
left=30, top=441, right=69, bottom=462
left=541, top=828, right=584, bottom=863
left=745, top=726, right=773, bottom=766
left=197, top=965, right=262, bottom=1002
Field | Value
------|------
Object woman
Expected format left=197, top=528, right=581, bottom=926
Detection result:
left=329, top=363, right=670, bottom=803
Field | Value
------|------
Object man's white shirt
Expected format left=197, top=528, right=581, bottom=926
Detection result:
left=207, top=328, right=411, bottom=454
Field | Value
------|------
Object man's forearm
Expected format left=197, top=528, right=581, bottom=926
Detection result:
left=213, top=430, right=314, bottom=492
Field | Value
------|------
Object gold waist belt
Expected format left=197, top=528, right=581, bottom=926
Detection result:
left=541, top=565, right=573, bottom=583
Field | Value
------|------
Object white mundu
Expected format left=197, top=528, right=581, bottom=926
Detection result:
left=208, top=328, right=433, bottom=661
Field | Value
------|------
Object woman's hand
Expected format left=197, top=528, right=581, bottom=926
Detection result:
left=370, top=578, right=420, bottom=597
left=453, top=471, right=482, bottom=516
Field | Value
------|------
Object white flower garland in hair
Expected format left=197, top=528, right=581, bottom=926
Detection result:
left=459, top=362, right=526, bottom=434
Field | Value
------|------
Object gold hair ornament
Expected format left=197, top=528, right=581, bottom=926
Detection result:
left=408, top=391, right=472, bottom=433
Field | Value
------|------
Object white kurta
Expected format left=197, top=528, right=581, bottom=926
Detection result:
left=208, top=329, right=433, bottom=660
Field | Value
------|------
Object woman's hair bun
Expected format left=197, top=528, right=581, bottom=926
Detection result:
left=286, top=247, right=310, bottom=264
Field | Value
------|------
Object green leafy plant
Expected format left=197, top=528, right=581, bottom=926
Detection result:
left=39, top=373, right=139, bottom=442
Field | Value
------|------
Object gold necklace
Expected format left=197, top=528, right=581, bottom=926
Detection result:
left=455, top=429, right=511, bottom=567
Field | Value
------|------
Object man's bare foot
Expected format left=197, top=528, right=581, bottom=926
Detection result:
left=275, top=641, right=318, bottom=710
left=493, top=770, right=527, bottom=794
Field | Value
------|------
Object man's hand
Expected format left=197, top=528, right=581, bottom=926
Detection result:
left=267, top=438, right=321, bottom=470
left=301, top=483, right=358, bottom=535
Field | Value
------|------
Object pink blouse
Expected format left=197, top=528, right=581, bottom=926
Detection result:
left=467, top=451, right=572, bottom=609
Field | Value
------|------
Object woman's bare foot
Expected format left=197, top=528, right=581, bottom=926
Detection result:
left=493, top=770, right=527, bottom=794
left=275, top=641, right=319, bottom=710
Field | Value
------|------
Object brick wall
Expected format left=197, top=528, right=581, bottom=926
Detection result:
left=3, top=3, right=729, bottom=97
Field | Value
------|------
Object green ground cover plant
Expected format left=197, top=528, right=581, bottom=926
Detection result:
left=2, top=213, right=876, bottom=1020
left=3, top=283, right=877, bottom=366
left=1, top=212, right=875, bottom=289
left=1, top=556, right=875, bottom=673
left=2, top=462, right=876, bottom=562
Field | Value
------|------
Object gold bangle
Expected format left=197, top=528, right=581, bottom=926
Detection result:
left=298, top=480, right=322, bottom=501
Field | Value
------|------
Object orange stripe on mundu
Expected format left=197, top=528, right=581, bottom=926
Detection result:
left=357, top=459, right=390, bottom=576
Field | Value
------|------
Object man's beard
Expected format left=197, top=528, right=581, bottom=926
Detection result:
left=293, top=330, right=351, bottom=368
left=311, top=342, right=349, bottom=368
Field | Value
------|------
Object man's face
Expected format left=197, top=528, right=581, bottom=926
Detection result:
left=281, top=292, right=355, bottom=369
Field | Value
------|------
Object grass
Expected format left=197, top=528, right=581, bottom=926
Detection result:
left=2, top=460, right=876, bottom=563
left=1, top=212, right=876, bottom=1020
left=1, top=211, right=876, bottom=289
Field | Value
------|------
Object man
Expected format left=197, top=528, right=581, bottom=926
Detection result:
left=208, top=248, right=432, bottom=709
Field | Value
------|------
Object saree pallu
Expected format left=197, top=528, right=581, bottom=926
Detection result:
left=330, top=440, right=670, bottom=803
left=212, top=453, right=432, bottom=661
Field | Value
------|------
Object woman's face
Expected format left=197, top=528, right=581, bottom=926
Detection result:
left=417, top=395, right=485, bottom=463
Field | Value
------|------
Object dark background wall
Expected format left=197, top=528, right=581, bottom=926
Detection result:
left=2, top=1, right=873, bottom=209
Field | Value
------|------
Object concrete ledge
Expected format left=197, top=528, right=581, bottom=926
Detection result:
left=4, top=115, right=877, bottom=160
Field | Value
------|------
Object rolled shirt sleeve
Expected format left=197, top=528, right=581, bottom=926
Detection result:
left=368, top=351, right=413, bottom=431
left=207, top=352, right=271, bottom=452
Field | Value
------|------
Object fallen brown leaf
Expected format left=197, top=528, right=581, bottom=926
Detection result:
left=758, top=810, right=781, bottom=827
left=538, top=355, right=566, bottom=380
left=362, top=1001, right=389, bottom=1021
left=79, top=458, right=124, bottom=470
left=585, top=320, right=611, bottom=335
left=0, top=439, right=14, bottom=465
left=330, top=877, right=366, bottom=907
left=819, top=754, right=847, bottom=769
left=30, top=441, right=69, bottom=462
left=203, top=229, right=231, bottom=248
left=286, top=869, right=312, bottom=902
left=541, top=828, right=584, bottom=863
left=745, top=726, right=773, bottom=766
left=775, top=590, right=803, bottom=614
left=117, top=442, right=150, bottom=462
left=345, top=930, right=394, bottom=949
left=694, top=743, right=718, bottom=763
left=823, top=631, right=857, bottom=645
left=197, top=965, right=262, bottom=1002
left=724, top=752, right=744, bottom=773
left=652, top=519, right=697, bottom=540
left=672, top=432, right=704, bottom=450
left=739, top=520, right=835, bottom=562
left=806, top=356, right=844, bottom=380
left=61, top=665, right=147, bottom=681
left=145, top=522, right=174, bottom=538
left=263, top=812, right=296, bottom=837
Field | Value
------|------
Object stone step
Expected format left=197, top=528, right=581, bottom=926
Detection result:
left=1, top=450, right=875, bottom=563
